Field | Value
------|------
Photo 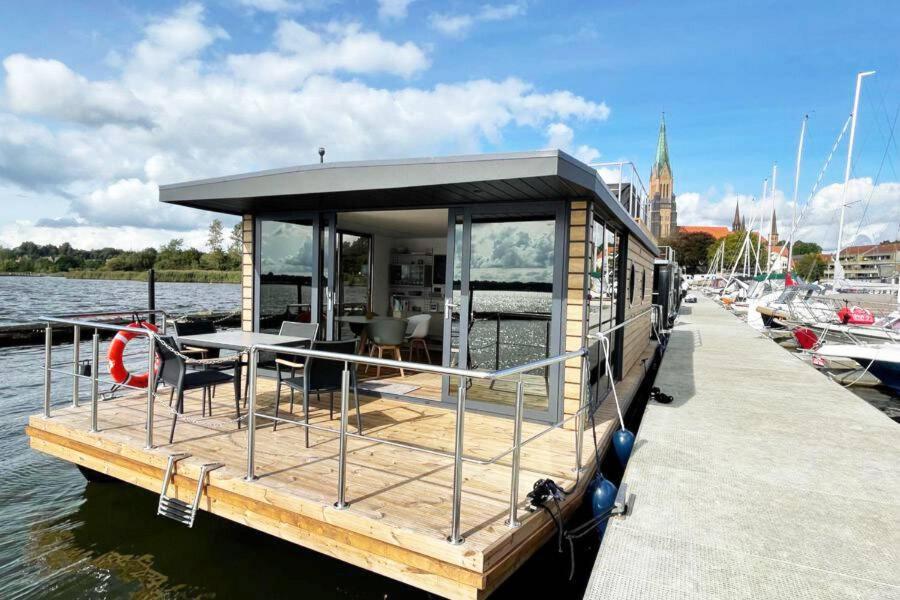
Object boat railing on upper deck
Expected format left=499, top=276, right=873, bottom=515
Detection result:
left=38, top=304, right=662, bottom=545
left=590, top=161, right=650, bottom=225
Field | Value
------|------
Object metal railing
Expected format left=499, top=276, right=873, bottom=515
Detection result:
left=590, top=161, right=650, bottom=224
left=38, top=305, right=662, bottom=545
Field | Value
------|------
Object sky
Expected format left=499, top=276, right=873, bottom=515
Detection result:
left=0, top=0, right=897, bottom=253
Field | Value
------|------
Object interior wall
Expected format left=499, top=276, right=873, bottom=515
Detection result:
left=395, top=237, right=447, bottom=254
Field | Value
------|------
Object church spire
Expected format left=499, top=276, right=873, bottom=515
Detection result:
left=732, top=200, right=742, bottom=231
left=652, top=113, right=670, bottom=176
left=770, top=208, right=779, bottom=245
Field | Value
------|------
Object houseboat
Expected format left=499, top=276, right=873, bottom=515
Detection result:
left=27, top=150, right=667, bottom=599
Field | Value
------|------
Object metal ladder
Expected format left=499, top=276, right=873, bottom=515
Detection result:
left=157, top=453, right=223, bottom=527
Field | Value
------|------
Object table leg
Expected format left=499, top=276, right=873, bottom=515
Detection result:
left=358, top=329, right=368, bottom=355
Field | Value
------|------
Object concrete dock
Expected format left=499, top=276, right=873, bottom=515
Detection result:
left=585, top=295, right=899, bottom=599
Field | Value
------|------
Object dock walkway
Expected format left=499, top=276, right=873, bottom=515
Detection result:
left=585, top=295, right=899, bottom=599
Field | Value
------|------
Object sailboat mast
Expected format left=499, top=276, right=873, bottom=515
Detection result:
left=756, top=179, right=767, bottom=276
left=835, top=70, right=876, bottom=279
left=788, top=115, right=808, bottom=271
left=767, top=163, right=777, bottom=272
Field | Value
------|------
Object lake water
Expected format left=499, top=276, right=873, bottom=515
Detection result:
left=0, top=276, right=241, bottom=325
left=0, top=276, right=598, bottom=599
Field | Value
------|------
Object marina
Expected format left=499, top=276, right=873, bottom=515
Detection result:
left=586, top=294, right=900, bottom=599
left=2, top=6, right=897, bottom=595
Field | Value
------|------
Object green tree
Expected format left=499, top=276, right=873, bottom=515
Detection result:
left=794, top=253, right=826, bottom=281
left=208, top=219, right=224, bottom=252
left=791, top=240, right=822, bottom=256
left=708, top=231, right=764, bottom=271
left=662, top=232, right=716, bottom=274
left=229, top=223, right=242, bottom=254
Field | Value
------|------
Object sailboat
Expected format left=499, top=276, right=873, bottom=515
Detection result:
left=810, top=70, right=900, bottom=392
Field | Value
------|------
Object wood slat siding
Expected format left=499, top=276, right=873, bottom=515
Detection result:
left=563, top=201, right=590, bottom=426
left=563, top=207, right=656, bottom=424
left=241, top=214, right=253, bottom=332
left=620, top=233, right=655, bottom=376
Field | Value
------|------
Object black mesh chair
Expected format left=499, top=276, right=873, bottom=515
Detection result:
left=273, top=322, right=319, bottom=413
left=275, top=338, right=361, bottom=448
left=154, top=335, right=237, bottom=444
left=172, top=319, right=238, bottom=372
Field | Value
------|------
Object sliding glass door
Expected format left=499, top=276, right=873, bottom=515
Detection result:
left=256, top=215, right=320, bottom=333
left=442, top=204, right=566, bottom=422
left=336, top=231, right=373, bottom=340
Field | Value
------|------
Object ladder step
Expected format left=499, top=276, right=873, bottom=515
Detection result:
left=156, top=455, right=223, bottom=528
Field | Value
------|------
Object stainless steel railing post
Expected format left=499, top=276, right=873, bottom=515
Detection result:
left=506, top=376, right=525, bottom=528
left=334, top=361, right=350, bottom=510
left=245, top=348, right=258, bottom=481
left=72, top=325, right=80, bottom=407
left=145, top=332, right=156, bottom=448
left=575, top=354, right=588, bottom=474
left=90, top=332, right=99, bottom=432
left=448, top=376, right=467, bottom=544
left=43, top=325, right=52, bottom=418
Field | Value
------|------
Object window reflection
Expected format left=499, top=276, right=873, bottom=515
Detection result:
left=259, top=219, right=315, bottom=333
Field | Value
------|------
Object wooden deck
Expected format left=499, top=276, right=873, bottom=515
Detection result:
left=26, top=356, right=653, bottom=599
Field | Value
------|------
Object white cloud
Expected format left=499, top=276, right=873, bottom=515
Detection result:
left=543, top=122, right=602, bottom=165
left=0, top=3, right=610, bottom=250
left=3, top=54, right=152, bottom=127
left=677, top=178, right=900, bottom=251
left=236, top=0, right=308, bottom=12
left=0, top=222, right=210, bottom=252
left=430, top=3, right=525, bottom=38
left=378, top=0, right=415, bottom=20
left=227, top=20, right=429, bottom=86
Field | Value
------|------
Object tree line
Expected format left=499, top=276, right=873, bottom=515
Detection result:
left=661, top=231, right=827, bottom=280
left=0, top=220, right=242, bottom=274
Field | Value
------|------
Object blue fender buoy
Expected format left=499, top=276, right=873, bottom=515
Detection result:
left=612, top=428, right=635, bottom=467
left=591, top=474, right=618, bottom=536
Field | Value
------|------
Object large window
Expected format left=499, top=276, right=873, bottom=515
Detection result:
left=446, top=209, right=561, bottom=416
left=588, top=215, right=621, bottom=398
left=336, top=231, right=372, bottom=339
left=588, top=219, right=618, bottom=334
left=258, top=218, right=315, bottom=333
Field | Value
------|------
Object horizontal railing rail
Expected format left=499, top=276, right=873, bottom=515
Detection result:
left=38, top=304, right=664, bottom=544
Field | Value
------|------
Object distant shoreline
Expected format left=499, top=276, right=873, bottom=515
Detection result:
left=1, top=270, right=240, bottom=284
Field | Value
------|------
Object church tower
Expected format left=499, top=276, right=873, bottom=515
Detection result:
left=769, top=208, right=779, bottom=246
left=649, top=114, right=677, bottom=240
left=732, top=201, right=743, bottom=232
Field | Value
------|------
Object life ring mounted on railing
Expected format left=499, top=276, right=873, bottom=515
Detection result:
left=107, top=321, right=160, bottom=388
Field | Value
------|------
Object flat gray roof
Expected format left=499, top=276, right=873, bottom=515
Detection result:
left=160, top=150, right=657, bottom=251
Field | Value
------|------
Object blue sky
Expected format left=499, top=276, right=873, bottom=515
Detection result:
left=0, top=0, right=897, bottom=250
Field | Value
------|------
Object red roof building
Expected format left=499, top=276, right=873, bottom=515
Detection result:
left=677, top=225, right=731, bottom=240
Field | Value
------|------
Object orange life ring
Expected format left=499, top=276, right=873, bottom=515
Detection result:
left=107, top=321, right=160, bottom=388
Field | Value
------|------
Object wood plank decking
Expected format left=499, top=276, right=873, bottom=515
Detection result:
left=27, top=354, right=654, bottom=599
left=585, top=295, right=900, bottom=599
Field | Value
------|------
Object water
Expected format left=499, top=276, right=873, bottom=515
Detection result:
left=0, top=277, right=599, bottom=599
left=0, top=276, right=240, bottom=325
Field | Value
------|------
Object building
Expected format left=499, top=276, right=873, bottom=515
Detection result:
left=823, top=242, right=900, bottom=281
left=769, top=208, right=779, bottom=246
left=649, top=114, right=677, bottom=240
left=678, top=225, right=731, bottom=240
left=732, top=201, right=743, bottom=232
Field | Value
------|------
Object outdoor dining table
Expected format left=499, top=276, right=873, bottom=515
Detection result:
left=176, top=330, right=311, bottom=407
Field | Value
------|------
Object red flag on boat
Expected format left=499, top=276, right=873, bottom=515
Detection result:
left=785, top=271, right=795, bottom=286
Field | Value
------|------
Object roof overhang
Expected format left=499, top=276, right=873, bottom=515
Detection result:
left=160, top=150, right=657, bottom=252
